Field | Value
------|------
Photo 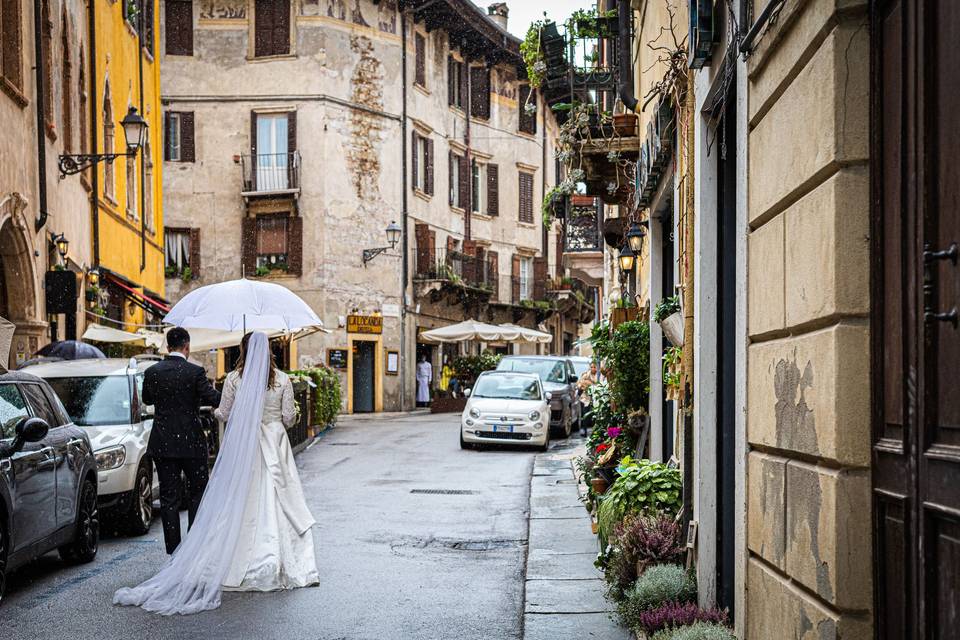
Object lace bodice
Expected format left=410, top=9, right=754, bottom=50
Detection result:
left=214, top=369, right=296, bottom=428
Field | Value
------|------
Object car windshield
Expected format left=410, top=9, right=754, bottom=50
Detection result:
left=498, top=358, right=566, bottom=383
left=46, top=376, right=132, bottom=426
left=472, top=375, right=541, bottom=400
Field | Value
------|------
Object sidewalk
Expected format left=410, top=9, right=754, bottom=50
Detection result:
left=523, top=439, right=631, bottom=640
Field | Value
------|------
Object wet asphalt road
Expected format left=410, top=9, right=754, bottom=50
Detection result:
left=1, top=412, right=542, bottom=640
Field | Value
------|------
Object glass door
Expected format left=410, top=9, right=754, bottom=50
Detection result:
left=256, top=114, right=288, bottom=191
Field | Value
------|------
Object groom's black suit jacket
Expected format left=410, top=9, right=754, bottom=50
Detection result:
left=143, top=355, right=221, bottom=459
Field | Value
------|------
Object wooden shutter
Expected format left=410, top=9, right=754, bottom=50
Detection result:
left=415, top=33, right=426, bottom=86
left=519, top=172, right=533, bottom=223
left=533, top=257, right=547, bottom=300
left=287, top=111, right=297, bottom=151
left=462, top=239, right=477, bottom=283
left=189, top=228, right=201, bottom=276
left=241, top=216, right=257, bottom=275
left=446, top=235, right=456, bottom=254
left=164, top=0, right=193, bottom=56
left=425, top=138, right=434, bottom=196
left=511, top=254, right=521, bottom=303
left=487, top=250, right=499, bottom=300
left=519, top=85, right=537, bottom=134
left=287, top=215, right=303, bottom=275
left=411, top=131, right=418, bottom=191
left=447, top=57, right=455, bottom=105
left=487, top=164, right=499, bottom=216
left=255, top=0, right=289, bottom=58
left=181, top=112, right=195, bottom=162
left=470, top=66, right=490, bottom=119
left=458, top=155, right=469, bottom=209
left=415, top=223, right=431, bottom=275
left=458, top=60, right=468, bottom=110
left=163, top=112, right=171, bottom=160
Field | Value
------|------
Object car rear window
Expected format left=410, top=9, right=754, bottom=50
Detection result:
left=497, top=358, right=566, bottom=383
left=46, top=376, right=132, bottom=426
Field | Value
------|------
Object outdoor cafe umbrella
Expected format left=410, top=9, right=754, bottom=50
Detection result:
left=500, top=323, right=552, bottom=344
left=163, top=278, right=323, bottom=332
left=419, top=320, right=523, bottom=344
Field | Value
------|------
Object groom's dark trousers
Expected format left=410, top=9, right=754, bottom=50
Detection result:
left=142, top=355, right=221, bottom=554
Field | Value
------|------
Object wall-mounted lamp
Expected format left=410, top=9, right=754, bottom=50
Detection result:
left=58, top=106, right=148, bottom=177
left=618, top=242, right=636, bottom=273
left=87, top=268, right=101, bottom=287
left=625, top=221, right=647, bottom=253
left=53, top=233, right=69, bottom=260
left=362, top=221, right=403, bottom=266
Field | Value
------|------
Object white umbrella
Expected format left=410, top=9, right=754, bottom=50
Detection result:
left=82, top=323, right=148, bottom=345
left=164, top=278, right=323, bottom=332
left=501, top=323, right=553, bottom=344
left=419, top=320, right=522, bottom=344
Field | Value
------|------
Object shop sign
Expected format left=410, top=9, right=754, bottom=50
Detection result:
left=347, top=314, right=383, bottom=334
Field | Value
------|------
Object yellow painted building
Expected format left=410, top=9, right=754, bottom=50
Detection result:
left=91, top=0, right=165, bottom=329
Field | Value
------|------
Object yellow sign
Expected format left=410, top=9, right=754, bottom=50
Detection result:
left=347, top=314, right=383, bottom=334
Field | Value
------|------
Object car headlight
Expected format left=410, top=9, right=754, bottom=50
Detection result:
left=469, top=407, right=481, bottom=419
left=528, top=410, right=541, bottom=422
left=95, top=445, right=126, bottom=470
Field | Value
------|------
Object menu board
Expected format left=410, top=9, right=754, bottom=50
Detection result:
left=328, top=349, right=348, bottom=370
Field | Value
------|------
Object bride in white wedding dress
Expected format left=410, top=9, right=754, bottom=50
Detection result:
left=114, top=331, right=318, bottom=615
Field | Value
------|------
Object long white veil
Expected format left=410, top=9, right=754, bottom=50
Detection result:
left=114, top=331, right=271, bottom=615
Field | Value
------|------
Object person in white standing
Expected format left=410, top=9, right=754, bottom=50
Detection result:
left=416, top=354, right=433, bottom=407
left=113, top=331, right=318, bottom=615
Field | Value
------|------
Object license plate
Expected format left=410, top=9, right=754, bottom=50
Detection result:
left=492, top=424, right=514, bottom=433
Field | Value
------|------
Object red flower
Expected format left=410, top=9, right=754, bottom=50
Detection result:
left=595, top=443, right=610, bottom=453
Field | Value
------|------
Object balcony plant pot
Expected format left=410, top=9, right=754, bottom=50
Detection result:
left=590, top=476, right=609, bottom=495
left=571, top=194, right=596, bottom=207
left=660, top=311, right=684, bottom=346
left=613, top=113, right=638, bottom=137
left=610, top=306, right=639, bottom=328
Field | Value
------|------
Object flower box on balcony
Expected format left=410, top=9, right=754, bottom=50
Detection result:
left=571, top=194, right=596, bottom=207
left=613, top=113, right=638, bottom=137
left=610, top=306, right=639, bottom=328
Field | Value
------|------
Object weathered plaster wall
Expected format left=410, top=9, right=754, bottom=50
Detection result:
left=744, top=0, right=872, bottom=637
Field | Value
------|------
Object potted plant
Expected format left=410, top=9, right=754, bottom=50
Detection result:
left=610, top=299, right=639, bottom=329
left=613, top=112, right=638, bottom=137
left=653, top=295, right=683, bottom=346
left=662, top=346, right=682, bottom=401
left=571, top=194, right=596, bottom=207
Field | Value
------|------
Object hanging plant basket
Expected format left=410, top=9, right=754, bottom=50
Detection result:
left=610, top=306, right=639, bottom=329
left=660, top=311, right=684, bottom=346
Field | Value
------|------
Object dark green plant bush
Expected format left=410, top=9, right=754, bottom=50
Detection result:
left=597, top=458, right=682, bottom=545
left=287, top=367, right=341, bottom=428
left=616, top=564, right=696, bottom=629
left=608, top=320, right=650, bottom=411
left=651, top=622, right=736, bottom=640
left=451, top=351, right=502, bottom=386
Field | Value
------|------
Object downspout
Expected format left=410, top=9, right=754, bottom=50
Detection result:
left=617, top=0, right=638, bottom=113
left=88, top=0, right=100, bottom=267
left=399, top=10, right=409, bottom=412
left=464, top=54, right=472, bottom=241
left=138, top=7, right=146, bottom=273
left=33, top=0, right=48, bottom=232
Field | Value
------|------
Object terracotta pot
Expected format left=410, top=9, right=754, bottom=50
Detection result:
left=571, top=194, right=596, bottom=207
left=613, top=113, right=638, bottom=137
left=591, top=520, right=600, bottom=534
left=590, top=477, right=609, bottom=494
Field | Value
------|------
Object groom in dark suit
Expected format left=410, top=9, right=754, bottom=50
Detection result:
left=143, top=327, right=221, bottom=554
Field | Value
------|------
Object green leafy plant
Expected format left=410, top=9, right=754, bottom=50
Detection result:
left=597, top=458, right=682, bottom=545
left=616, top=564, right=696, bottom=629
left=452, top=351, right=502, bottom=386
left=608, top=320, right=650, bottom=412
left=663, top=346, right=682, bottom=389
left=180, top=266, right=193, bottom=283
left=605, top=514, right=685, bottom=600
left=520, top=20, right=547, bottom=89
left=287, top=367, right=342, bottom=428
left=519, top=299, right=553, bottom=311
left=254, top=265, right=271, bottom=277
left=653, top=295, right=681, bottom=323
left=651, top=623, right=736, bottom=640
left=165, top=265, right=178, bottom=278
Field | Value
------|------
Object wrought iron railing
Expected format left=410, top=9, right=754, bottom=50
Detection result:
left=564, top=199, right=603, bottom=252
left=240, top=151, right=301, bottom=194
left=414, top=248, right=497, bottom=291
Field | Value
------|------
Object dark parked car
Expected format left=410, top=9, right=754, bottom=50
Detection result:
left=0, top=372, right=99, bottom=603
left=495, top=356, right=580, bottom=437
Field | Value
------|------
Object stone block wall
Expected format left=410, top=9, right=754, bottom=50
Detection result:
left=744, top=0, right=872, bottom=637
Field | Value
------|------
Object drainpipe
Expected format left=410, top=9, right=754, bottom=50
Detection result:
left=399, top=10, right=409, bottom=412
left=617, top=0, right=638, bottom=113
left=137, top=7, right=146, bottom=273
left=464, top=53, right=472, bottom=241
left=88, top=0, right=100, bottom=267
left=33, top=0, right=48, bottom=232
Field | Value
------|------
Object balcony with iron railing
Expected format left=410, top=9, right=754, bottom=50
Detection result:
left=414, top=248, right=497, bottom=293
left=562, top=196, right=604, bottom=286
left=240, top=151, right=301, bottom=197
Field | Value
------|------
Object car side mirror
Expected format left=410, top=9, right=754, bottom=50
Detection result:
left=545, top=391, right=553, bottom=401
left=140, top=404, right=154, bottom=421
left=464, top=388, right=471, bottom=397
left=568, top=375, right=579, bottom=384
left=8, top=416, right=50, bottom=454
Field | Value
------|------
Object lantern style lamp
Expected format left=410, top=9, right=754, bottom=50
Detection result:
left=87, top=268, right=101, bottom=287
left=121, top=106, right=148, bottom=153
left=363, top=221, right=403, bottom=265
left=618, top=242, right=636, bottom=273
left=54, top=234, right=69, bottom=260
left=625, top=222, right=646, bottom=253
left=58, top=106, right=149, bottom=177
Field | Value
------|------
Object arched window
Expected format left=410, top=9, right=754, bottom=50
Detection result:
left=126, top=138, right=138, bottom=218
left=144, top=137, right=153, bottom=232
left=102, top=77, right=114, bottom=200
left=61, top=8, right=72, bottom=152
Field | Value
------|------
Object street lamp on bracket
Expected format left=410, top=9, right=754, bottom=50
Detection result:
left=58, top=106, right=148, bottom=178
left=362, top=221, right=402, bottom=266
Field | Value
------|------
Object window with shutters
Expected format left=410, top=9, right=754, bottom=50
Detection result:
left=41, top=0, right=54, bottom=136
left=102, top=80, right=115, bottom=200
left=412, top=132, right=433, bottom=195
left=519, top=256, right=533, bottom=301
left=256, top=214, right=289, bottom=269
left=164, top=111, right=194, bottom=162
left=165, top=0, right=193, bottom=56
left=144, top=139, right=154, bottom=232
left=125, top=154, right=138, bottom=219
left=254, top=0, right=290, bottom=58
left=518, top=85, right=536, bottom=135
left=414, top=33, right=426, bottom=88
left=469, top=66, right=490, bottom=119
left=78, top=48, right=87, bottom=157
left=164, top=228, right=194, bottom=275
left=60, top=11, right=72, bottom=152
left=471, top=162, right=487, bottom=215
left=0, top=0, right=24, bottom=98
left=449, top=152, right=462, bottom=208
left=518, top=171, right=534, bottom=223
left=447, top=57, right=464, bottom=108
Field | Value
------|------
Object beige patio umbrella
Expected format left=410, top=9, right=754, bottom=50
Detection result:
left=82, top=323, right=149, bottom=345
left=0, top=315, right=15, bottom=372
left=500, top=323, right=553, bottom=344
left=419, top=320, right=523, bottom=344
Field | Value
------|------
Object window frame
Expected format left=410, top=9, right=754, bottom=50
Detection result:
left=255, top=213, right=290, bottom=270
left=471, top=161, right=487, bottom=215
left=519, top=256, right=533, bottom=301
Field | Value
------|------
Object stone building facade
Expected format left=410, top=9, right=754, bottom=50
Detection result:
left=161, top=0, right=584, bottom=411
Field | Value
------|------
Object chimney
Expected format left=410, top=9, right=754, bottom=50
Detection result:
left=487, top=3, right=508, bottom=30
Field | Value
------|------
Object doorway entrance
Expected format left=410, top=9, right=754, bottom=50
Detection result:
left=871, top=1, right=960, bottom=635
left=352, top=340, right=375, bottom=413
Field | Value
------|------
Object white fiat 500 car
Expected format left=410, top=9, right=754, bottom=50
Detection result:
left=23, top=357, right=159, bottom=535
left=460, top=371, right=551, bottom=451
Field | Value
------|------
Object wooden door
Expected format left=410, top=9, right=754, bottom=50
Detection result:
left=872, top=1, right=960, bottom=637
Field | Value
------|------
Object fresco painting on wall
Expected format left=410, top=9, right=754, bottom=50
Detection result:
left=199, top=0, right=246, bottom=20
left=378, top=0, right=396, bottom=33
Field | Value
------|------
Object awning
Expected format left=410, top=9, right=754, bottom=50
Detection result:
left=501, top=323, right=553, bottom=344
left=82, top=323, right=149, bottom=345
left=104, top=272, right=171, bottom=316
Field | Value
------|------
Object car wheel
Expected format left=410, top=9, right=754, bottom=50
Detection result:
left=0, top=522, right=7, bottom=605
left=125, top=461, right=153, bottom=536
left=538, top=428, right=550, bottom=453
left=460, top=431, right=470, bottom=450
left=59, top=479, right=99, bottom=564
